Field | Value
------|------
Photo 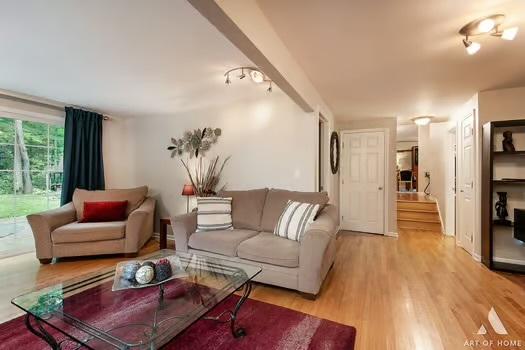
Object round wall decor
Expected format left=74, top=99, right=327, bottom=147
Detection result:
left=330, top=131, right=340, bottom=174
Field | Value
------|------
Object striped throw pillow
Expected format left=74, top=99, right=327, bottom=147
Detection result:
left=274, top=200, right=320, bottom=241
left=196, top=197, right=233, bottom=231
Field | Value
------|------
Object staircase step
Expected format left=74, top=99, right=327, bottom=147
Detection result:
left=397, top=219, right=442, bottom=232
left=397, top=210, right=440, bottom=221
left=397, top=201, right=438, bottom=211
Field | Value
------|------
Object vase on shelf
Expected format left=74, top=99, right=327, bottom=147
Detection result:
left=494, top=192, right=512, bottom=226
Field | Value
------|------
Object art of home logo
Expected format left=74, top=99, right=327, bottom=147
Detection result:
left=464, top=307, right=522, bottom=348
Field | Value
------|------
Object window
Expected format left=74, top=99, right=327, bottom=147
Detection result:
left=0, top=116, right=64, bottom=258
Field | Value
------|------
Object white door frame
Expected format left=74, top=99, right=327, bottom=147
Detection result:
left=339, top=128, right=390, bottom=234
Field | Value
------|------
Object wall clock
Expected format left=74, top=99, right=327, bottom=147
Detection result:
left=330, top=131, right=340, bottom=174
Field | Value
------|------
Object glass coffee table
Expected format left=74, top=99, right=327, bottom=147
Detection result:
left=12, top=250, right=261, bottom=349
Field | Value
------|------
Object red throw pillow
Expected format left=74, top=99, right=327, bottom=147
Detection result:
left=81, top=201, right=128, bottom=222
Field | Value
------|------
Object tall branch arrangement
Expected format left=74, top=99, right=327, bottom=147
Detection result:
left=167, top=127, right=229, bottom=197
left=181, top=156, right=230, bottom=197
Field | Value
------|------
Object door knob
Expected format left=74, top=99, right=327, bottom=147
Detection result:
left=378, top=187, right=383, bottom=190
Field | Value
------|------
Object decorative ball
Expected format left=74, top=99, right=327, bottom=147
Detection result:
left=121, top=262, right=141, bottom=281
left=141, top=261, right=156, bottom=269
left=135, top=266, right=155, bottom=284
left=155, top=259, right=172, bottom=282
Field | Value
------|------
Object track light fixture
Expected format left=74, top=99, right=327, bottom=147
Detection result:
left=459, top=14, right=518, bottom=55
left=463, top=37, right=481, bottom=55
left=223, top=66, right=273, bottom=92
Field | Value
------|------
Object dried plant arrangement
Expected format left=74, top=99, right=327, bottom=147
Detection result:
left=180, top=156, right=230, bottom=197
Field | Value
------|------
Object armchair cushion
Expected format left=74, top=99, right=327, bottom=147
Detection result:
left=72, top=186, right=148, bottom=221
left=188, top=229, right=258, bottom=257
left=237, top=232, right=300, bottom=268
left=52, top=221, right=126, bottom=243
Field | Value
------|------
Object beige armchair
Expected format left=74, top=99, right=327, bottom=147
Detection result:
left=27, top=186, right=155, bottom=264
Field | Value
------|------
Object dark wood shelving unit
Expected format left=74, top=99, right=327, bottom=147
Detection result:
left=493, top=179, right=525, bottom=185
left=482, top=120, right=525, bottom=274
left=494, top=150, right=525, bottom=155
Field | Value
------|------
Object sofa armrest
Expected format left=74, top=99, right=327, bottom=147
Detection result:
left=170, top=212, right=197, bottom=252
left=27, top=202, right=77, bottom=260
left=125, top=197, right=156, bottom=253
left=298, top=204, right=338, bottom=295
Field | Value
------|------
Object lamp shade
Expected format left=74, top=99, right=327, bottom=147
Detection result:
left=181, top=184, right=195, bottom=196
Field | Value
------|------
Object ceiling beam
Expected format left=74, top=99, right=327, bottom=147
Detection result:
left=187, top=0, right=314, bottom=113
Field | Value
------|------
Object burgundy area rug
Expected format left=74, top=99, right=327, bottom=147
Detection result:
left=0, top=283, right=355, bottom=350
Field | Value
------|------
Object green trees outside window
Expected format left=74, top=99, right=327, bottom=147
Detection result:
left=0, top=117, right=64, bottom=227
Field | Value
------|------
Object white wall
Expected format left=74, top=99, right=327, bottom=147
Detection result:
left=396, top=140, right=417, bottom=151
left=336, top=117, right=397, bottom=235
left=123, top=90, right=317, bottom=220
left=418, top=122, right=454, bottom=234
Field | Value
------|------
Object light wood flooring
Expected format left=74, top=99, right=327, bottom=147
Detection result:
left=1, top=230, right=525, bottom=349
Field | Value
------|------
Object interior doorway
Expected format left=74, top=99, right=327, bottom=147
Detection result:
left=396, top=124, right=418, bottom=192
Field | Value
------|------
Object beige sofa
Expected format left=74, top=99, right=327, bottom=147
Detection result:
left=171, top=188, right=338, bottom=298
left=27, top=186, right=155, bottom=264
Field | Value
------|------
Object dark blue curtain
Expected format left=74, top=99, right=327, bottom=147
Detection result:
left=60, top=107, right=105, bottom=205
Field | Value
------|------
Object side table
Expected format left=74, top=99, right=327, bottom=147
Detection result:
left=159, top=218, right=171, bottom=250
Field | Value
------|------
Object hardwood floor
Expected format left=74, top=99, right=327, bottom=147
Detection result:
left=2, top=230, right=525, bottom=349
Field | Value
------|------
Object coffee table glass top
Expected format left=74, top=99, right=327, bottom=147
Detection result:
left=12, top=249, right=261, bottom=349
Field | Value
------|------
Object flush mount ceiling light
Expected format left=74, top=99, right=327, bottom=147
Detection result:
left=224, top=66, right=273, bottom=92
left=459, top=14, right=519, bottom=55
left=412, top=116, right=433, bottom=126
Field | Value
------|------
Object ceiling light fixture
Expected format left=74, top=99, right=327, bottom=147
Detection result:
left=500, top=26, right=519, bottom=40
left=412, top=116, right=433, bottom=126
left=239, top=68, right=246, bottom=79
left=249, top=70, right=265, bottom=84
left=478, top=18, right=496, bottom=33
left=223, top=66, right=273, bottom=92
left=459, top=14, right=518, bottom=55
left=463, top=37, right=481, bottom=55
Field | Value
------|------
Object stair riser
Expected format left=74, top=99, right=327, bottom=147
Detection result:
left=397, top=220, right=442, bottom=232
left=397, top=211, right=440, bottom=222
left=397, top=201, right=438, bottom=211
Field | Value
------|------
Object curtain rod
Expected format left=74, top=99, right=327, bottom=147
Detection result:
left=0, top=92, right=110, bottom=120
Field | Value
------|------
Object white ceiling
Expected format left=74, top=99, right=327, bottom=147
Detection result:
left=256, top=0, right=525, bottom=121
left=0, top=0, right=271, bottom=118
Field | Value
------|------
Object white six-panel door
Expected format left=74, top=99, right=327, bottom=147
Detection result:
left=458, top=112, right=475, bottom=254
left=340, top=130, right=385, bottom=234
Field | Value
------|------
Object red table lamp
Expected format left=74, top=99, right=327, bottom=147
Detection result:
left=181, top=184, right=195, bottom=213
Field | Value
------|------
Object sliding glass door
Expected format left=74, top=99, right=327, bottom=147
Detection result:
left=0, top=116, right=64, bottom=258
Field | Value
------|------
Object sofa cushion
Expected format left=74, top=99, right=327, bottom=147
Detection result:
left=196, top=197, right=233, bottom=231
left=237, top=232, right=300, bottom=268
left=260, top=189, right=329, bottom=232
left=188, top=229, right=258, bottom=257
left=52, top=221, right=126, bottom=244
left=73, top=186, right=148, bottom=221
left=219, top=188, right=268, bottom=231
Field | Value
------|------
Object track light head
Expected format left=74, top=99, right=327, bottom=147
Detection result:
left=225, top=74, right=231, bottom=85
left=239, top=68, right=246, bottom=79
left=501, top=26, right=519, bottom=40
left=267, top=81, right=272, bottom=93
left=463, top=37, right=481, bottom=55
